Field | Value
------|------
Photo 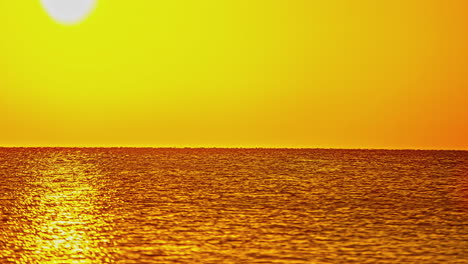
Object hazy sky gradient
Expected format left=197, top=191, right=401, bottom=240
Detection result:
left=1, top=0, right=467, bottom=149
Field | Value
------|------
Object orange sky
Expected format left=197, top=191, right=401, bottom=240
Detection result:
left=1, top=0, right=467, bottom=149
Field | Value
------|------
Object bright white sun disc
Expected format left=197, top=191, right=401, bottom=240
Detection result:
left=40, top=0, right=97, bottom=25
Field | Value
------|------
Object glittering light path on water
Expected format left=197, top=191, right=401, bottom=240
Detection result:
left=2, top=151, right=118, bottom=263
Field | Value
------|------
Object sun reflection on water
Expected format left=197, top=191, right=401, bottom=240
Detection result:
left=14, top=153, right=117, bottom=263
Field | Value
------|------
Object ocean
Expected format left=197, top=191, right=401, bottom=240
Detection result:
left=0, top=148, right=466, bottom=263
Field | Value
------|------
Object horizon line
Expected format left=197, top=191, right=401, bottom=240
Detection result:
left=0, top=146, right=466, bottom=151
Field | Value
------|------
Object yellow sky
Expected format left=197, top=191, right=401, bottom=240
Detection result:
left=1, top=0, right=467, bottom=149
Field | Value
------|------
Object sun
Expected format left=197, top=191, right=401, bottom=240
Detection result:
left=40, top=0, right=97, bottom=25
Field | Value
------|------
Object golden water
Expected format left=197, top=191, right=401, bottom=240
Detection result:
left=0, top=148, right=466, bottom=263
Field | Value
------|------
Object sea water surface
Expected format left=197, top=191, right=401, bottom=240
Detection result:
left=0, top=148, right=466, bottom=263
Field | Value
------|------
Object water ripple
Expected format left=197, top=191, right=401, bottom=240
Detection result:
left=0, top=148, right=466, bottom=263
